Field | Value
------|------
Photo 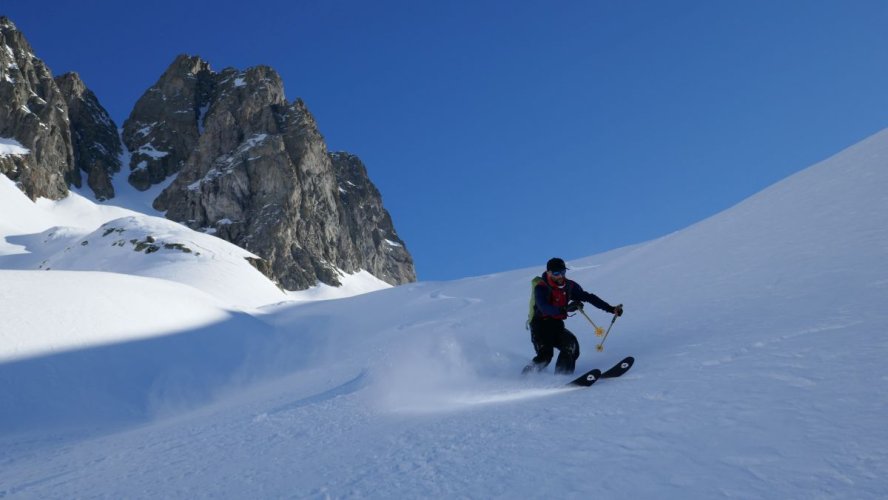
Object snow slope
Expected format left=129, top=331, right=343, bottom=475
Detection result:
left=0, top=137, right=29, bottom=157
left=1, top=128, right=887, bottom=498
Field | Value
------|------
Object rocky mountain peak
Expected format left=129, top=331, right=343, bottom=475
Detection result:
left=0, top=17, right=75, bottom=200
left=121, top=54, right=215, bottom=190
left=169, top=54, right=212, bottom=76
left=143, top=54, right=415, bottom=289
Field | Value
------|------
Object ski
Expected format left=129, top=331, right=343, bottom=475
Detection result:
left=601, top=356, right=634, bottom=379
left=566, top=356, right=634, bottom=387
left=567, top=368, right=601, bottom=387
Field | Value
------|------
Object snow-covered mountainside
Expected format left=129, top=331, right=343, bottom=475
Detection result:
left=1, top=128, right=887, bottom=498
left=0, top=174, right=287, bottom=311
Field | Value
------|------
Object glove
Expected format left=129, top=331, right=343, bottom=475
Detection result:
left=566, top=301, right=583, bottom=313
left=612, top=304, right=624, bottom=317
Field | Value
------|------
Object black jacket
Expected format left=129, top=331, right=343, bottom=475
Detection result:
left=533, top=274, right=614, bottom=320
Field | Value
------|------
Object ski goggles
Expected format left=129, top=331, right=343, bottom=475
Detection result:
left=550, top=270, right=566, bottom=277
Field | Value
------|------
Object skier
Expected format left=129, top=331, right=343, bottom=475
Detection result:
left=524, top=257, right=623, bottom=375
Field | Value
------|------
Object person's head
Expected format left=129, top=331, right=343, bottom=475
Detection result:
left=546, top=257, right=568, bottom=284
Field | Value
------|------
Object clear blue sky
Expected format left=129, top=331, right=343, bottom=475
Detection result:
left=5, top=0, right=888, bottom=281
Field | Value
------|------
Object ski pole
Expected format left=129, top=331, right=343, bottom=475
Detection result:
left=595, top=314, right=619, bottom=352
left=578, top=308, right=606, bottom=337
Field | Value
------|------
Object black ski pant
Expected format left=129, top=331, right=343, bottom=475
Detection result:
left=529, top=316, right=580, bottom=375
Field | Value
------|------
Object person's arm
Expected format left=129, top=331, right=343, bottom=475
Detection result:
left=535, top=283, right=562, bottom=316
left=571, top=282, right=616, bottom=313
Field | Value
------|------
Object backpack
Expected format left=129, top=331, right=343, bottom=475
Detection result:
left=526, top=276, right=544, bottom=328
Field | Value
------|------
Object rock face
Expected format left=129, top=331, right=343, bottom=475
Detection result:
left=55, top=72, right=122, bottom=200
left=134, top=55, right=415, bottom=289
left=0, top=16, right=75, bottom=200
left=330, top=152, right=415, bottom=286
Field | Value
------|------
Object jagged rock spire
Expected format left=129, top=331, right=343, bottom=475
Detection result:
left=55, top=72, right=122, bottom=200
left=0, top=16, right=75, bottom=200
